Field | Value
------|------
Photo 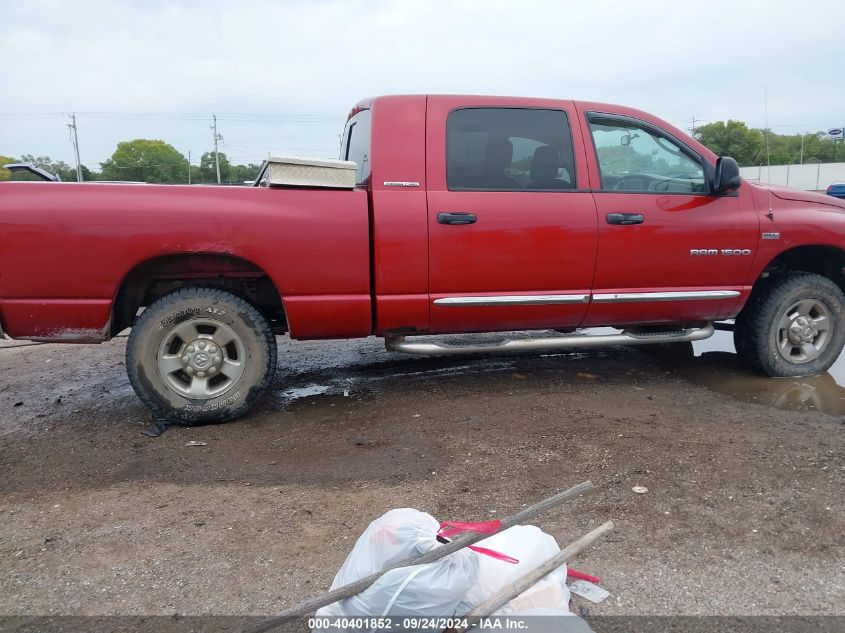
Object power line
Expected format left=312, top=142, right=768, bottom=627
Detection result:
left=223, top=142, right=338, bottom=151
left=0, top=111, right=343, bottom=122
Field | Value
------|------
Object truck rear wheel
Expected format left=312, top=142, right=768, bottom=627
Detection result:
left=126, top=287, right=277, bottom=423
left=734, top=273, right=845, bottom=377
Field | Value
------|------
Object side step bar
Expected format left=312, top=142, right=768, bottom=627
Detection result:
left=385, top=323, right=714, bottom=356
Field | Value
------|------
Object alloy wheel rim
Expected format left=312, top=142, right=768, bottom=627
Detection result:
left=157, top=318, right=246, bottom=398
left=776, top=298, right=831, bottom=364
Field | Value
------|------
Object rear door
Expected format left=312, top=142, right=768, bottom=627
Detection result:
left=425, top=96, right=598, bottom=334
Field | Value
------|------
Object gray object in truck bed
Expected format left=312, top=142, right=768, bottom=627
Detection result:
left=255, top=156, right=357, bottom=189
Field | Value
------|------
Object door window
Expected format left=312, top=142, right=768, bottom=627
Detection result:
left=588, top=116, right=705, bottom=193
left=446, top=108, right=576, bottom=191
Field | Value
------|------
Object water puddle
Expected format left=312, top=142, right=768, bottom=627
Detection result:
left=278, top=383, right=331, bottom=402
left=273, top=330, right=845, bottom=418
left=677, top=330, right=845, bottom=416
left=275, top=358, right=519, bottom=404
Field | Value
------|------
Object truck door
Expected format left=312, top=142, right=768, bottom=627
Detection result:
left=578, top=110, right=759, bottom=326
left=425, top=96, right=599, bottom=334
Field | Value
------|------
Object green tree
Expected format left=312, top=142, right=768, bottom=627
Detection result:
left=695, top=121, right=842, bottom=166
left=695, top=120, right=764, bottom=167
left=752, top=130, right=840, bottom=166
left=229, top=162, right=262, bottom=184
left=199, top=151, right=232, bottom=183
left=16, top=154, right=97, bottom=181
left=801, top=133, right=839, bottom=163
left=79, top=164, right=96, bottom=181
left=100, top=139, right=188, bottom=183
left=0, top=154, right=15, bottom=180
left=19, top=154, right=71, bottom=178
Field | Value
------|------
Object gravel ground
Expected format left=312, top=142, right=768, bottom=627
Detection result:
left=0, top=332, right=842, bottom=623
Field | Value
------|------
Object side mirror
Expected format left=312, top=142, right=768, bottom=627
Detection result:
left=712, top=156, right=741, bottom=193
left=620, top=132, right=638, bottom=147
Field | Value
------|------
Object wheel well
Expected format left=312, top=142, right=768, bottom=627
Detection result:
left=758, top=245, right=845, bottom=292
left=111, top=254, right=287, bottom=336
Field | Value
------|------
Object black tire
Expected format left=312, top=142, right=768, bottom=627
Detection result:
left=734, top=273, right=845, bottom=377
left=126, top=287, right=277, bottom=423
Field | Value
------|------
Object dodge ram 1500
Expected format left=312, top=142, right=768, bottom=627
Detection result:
left=3, top=95, right=845, bottom=422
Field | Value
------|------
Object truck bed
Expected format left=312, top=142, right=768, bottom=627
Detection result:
left=0, top=182, right=372, bottom=341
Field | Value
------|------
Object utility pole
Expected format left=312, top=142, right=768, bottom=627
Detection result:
left=211, top=114, right=222, bottom=184
left=799, top=132, right=804, bottom=165
left=67, top=113, right=83, bottom=182
left=690, top=116, right=698, bottom=138
left=188, top=150, right=192, bottom=185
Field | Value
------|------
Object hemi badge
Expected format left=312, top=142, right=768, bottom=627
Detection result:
left=383, top=181, right=420, bottom=187
left=762, top=232, right=781, bottom=240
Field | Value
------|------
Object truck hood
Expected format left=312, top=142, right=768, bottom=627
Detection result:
left=749, top=182, right=845, bottom=210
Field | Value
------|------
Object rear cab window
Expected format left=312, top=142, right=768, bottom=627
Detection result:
left=340, top=109, right=372, bottom=186
left=446, top=108, right=577, bottom=191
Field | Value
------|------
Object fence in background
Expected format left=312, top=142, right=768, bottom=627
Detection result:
left=739, top=162, right=845, bottom=191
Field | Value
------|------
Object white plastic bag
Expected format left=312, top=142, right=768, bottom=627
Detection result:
left=458, top=525, right=570, bottom=614
left=494, top=567, right=569, bottom=614
left=323, top=508, right=440, bottom=582
left=314, top=508, right=480, bottom=628
left=334, top=553, right=479, bottom=617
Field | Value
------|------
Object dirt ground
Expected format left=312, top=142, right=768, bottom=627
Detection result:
left=0, top=330, right=843, bottom=621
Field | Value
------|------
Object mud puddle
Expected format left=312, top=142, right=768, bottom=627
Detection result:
left=273, top=348, right=520, bottom=409
left=678, top=329, right=845, bottom=416
left=273, top=328, right=845, bottom=418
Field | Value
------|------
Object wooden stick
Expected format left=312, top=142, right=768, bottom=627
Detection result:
left=243, top=480, right=593, bottom=633
left=457, top=520, right=615, bottom=632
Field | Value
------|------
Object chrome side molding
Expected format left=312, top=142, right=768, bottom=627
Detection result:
left=591, top=290, right=740, bottom=303
left=434, top=294, right=589, bottom=307
left=433, top=290, right=740, bottom=307
left=385, top=323, right=715, bottom=356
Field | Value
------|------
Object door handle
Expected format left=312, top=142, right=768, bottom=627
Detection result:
left=438, top=212, right=477, bottom=225
left=606, top=212, right=645, bottom=225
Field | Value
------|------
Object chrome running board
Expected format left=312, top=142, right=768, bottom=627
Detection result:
left=385, top=323, right=714, bottom=356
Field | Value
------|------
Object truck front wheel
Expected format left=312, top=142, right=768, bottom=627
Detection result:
left=734, top=273, right=845, bottom=377
left=126, top=287, right=277, bottom=423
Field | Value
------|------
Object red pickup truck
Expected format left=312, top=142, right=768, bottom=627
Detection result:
left=3, top=95, right=845, bottom=422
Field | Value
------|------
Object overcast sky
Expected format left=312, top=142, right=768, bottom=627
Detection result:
left=1, top=0, right=842, bottom=168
